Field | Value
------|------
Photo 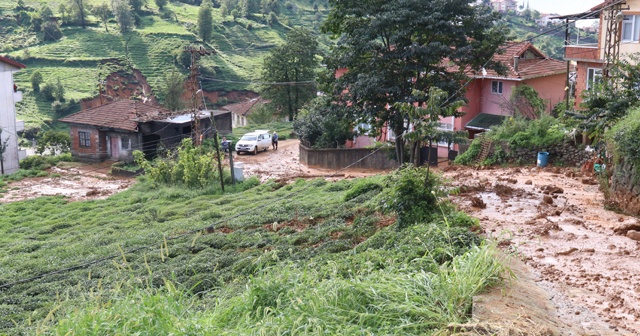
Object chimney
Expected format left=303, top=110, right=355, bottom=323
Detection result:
left=513, top=56, right=519, bottom=72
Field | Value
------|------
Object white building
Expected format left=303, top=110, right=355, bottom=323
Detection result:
left=490, top=0, right=518, bottom=12
left=535, top=13, right=562, bottom=27
left=0, top=56, right=26, bottom=175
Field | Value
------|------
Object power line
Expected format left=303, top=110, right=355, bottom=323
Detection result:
left=0, top=143, right=390, bottom=290
left=198, top=76, right=316, bottom=86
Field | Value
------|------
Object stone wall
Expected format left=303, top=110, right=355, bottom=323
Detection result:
left=490, top=141, right=592, bottom=167
left=610, top=160, right=640, bottom=215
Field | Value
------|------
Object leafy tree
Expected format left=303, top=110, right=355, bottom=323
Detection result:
left=36, top=131, right=71, bottom=155
left=58, top=3, right=68, bottom=23
left=42, top=21, right=63, bottom=41
left=129, top=0, right=147, bottom=13
left=39, top=5, right=54, bottom=21
left=321, top=0, right=507, bottom=164
left=248, top=104, right=275, bottom=124
left=220, top=0, right=236, bottom=16
left=261, top=0, right=279, bottom=15
left=155, top=0, right=168, bottom=9
left=197, top=0, right=213, bottom=42
left=54, top=77, right=65, bottom=102
left=260, top=27, right=319, bottom=121
left=267, top=11, right=277, bottom=26
left=41, top=81, right=56, bottom=100
left=93, top=3, right=112, bottom=32
left=112, top=0, right=134, bottom=33
left=293, top=96, right=354, bottom=148
left=68, top=0, right=87, bottom=28
left=230, top=8, right=239, bottom=20
left=240, top=0, right=260, bottom=17
left=570, top=54, right=640, bottom=142
left=160, top=70, right=185, bottom=111
left=30, top=70, right=43, bottom=92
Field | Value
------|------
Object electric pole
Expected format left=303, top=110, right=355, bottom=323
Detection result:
left=183, top=46, right=211, bottom=146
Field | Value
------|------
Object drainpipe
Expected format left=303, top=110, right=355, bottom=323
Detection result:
left=513, top=56, right=519, bottom=72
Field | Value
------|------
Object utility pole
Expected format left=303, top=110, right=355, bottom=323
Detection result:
left=97, top=76, right=106, bottom=105
left=229, top=140, right=235, bottom=185
left=183, top=46, right=211, bottom=146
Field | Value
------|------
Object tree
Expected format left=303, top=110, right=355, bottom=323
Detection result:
left=30, top=71, right=43, bottom=92
left=36, top=131, right=71, bottom=155
left=570, top=54, right=640, bottom=142
left=293, top=96, right=354, bottom=148
left=54, top=77, right=65, bottom=102
left=58, top=3, right=68, bottom=23
left=93, top=2, right=111, bottom=32
left=240, top=0, right=260, bottom=17
left=322, top=0, right=507, bottom=164
left=42, top=21, right=63, bottom=41
left=129, top=0, right=146, bottom=13
left=260, top=27, right=319, bottom=121
left=499, top=84, right=546, bottom=120
left=198, top=0, right=213, bottom=42
left=112, top=0, right=134, bottom=33
left=155, top=0, right=167, bottom=9
left=261, top=0, right=280, bottom=15
left=160, top=70, right=185, bottom=111
left=68, top=0, right=87, bottom=28
left=220, top=0, right=236, bottom=16
left=39, top=5, right=54, bottom=21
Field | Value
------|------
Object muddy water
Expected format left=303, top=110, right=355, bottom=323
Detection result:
left=444, top=166, right=640, bottom=335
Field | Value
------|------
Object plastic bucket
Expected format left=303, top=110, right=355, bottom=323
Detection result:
left=233, top=162, right=244, bottom=182
left=537, top=152, right=549, bottom=167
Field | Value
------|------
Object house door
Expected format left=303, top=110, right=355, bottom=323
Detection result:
left=110, top=136, right=120, bottom=159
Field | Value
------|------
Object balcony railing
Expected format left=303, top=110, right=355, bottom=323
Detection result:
left=565, top=44, right=602, bottom=62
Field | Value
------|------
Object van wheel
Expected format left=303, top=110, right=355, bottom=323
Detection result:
left=253, top=147, right=258, bottom=155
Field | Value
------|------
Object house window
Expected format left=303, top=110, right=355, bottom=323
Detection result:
left=356, top=123, right=372, bottom=135
left=587, top=68, right=603, bottom=90
left=121, top=136, right=130, bottom=150
left=622, top=15, right=640, bottom=42
left=437, top=123, right=454, bottom=147
left=491, top=81, right=503, bottom=94
left=78, top=131, right=90, bottom=148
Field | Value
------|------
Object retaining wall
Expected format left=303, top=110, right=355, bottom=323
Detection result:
left=299, top=144, right=398, bottom=170
left=610, top=160, right=640, bottom=215
left=490, top=141, right=592, bottom=167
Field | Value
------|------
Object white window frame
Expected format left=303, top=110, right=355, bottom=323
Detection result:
left=622, top=15, right=640, bottom=42
left=587, top=67, right=602, bottom=90
left=491, top=80, right=503, bottom=94
left=356, top=122, right=372, bottom=135
left=437, top=122, right=454, bottom=147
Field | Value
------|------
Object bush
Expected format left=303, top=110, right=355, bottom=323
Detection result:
left=293, top=96, right=354, bottom=148
left=606, top=106, right=640, bottom=168
left=343, top=179, right=382, bottom=201
left=454, top=137, right=482, bottom=165
left=489, top=115, right=565, bottom=149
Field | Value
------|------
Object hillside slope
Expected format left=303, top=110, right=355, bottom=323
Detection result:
left=0, top=0, right=329, bottom=130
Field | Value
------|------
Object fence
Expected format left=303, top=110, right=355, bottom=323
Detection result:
left=299, top=144, right=398, bottom=170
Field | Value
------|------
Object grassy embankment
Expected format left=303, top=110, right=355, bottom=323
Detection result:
left=0, top=168, right=507, bottom=334
left=0, top=0, right=330, bottom=131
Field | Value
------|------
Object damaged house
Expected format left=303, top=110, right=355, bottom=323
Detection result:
left=60, top=99, right=232, bottom=161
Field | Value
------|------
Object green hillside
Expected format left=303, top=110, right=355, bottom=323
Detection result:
left=0, top=0, right=330, bottom=130
left=501, top=12, right=598, bottom=60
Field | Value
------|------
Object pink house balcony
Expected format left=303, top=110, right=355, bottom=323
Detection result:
left=565, top=44, right=602, bottom=62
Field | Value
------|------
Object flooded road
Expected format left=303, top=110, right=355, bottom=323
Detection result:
left=443, top=166, right=640, bottom=335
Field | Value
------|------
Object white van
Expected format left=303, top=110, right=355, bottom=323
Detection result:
left=235, top=130, right=271, bottom=155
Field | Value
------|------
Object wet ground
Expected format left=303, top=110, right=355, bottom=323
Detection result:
left=443, top=165, right=640, bottom=335
left=4, top=144, right=640, bottom=334
left=0, top=161, right=133, bottom=203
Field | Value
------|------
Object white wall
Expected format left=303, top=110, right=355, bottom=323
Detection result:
left=0, top=62, right=22, bottom=174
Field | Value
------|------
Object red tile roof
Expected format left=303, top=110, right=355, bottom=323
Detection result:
left=0, top=56, right=26, bottom=69
left=479, top=41, right=567, bottom=80
left=221, top=97, right=269, bottom=117
left=59, top=99, right=174, bottom=131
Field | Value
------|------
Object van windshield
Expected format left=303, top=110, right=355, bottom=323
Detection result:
left=241, top=135, right=257, bottom=141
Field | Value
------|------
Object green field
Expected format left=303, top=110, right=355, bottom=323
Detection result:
left=0, top=168, right=505, bottom=334
left=0, top=0, right=330, bottom=130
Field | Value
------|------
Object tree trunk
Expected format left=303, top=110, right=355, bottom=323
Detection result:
left=394, top=132, right=404, bottom=164
left=413, top=140, right=421, bottom=167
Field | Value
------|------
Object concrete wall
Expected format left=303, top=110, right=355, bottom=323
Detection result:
left=574, top=61, right=604, bottom=107
left=524, top=73, right=567, bottom=113
left=300, top=144, right=398, bottom=170
left=489, top=140, right=592, bottom=167
left=480, top=79, right=515, bottom=115
left=0, top=62, right=22, bottom=174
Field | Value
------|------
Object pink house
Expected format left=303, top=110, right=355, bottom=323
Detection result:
left=436, top=41, right=567, bottom=156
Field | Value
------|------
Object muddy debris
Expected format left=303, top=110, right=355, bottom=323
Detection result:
left=525, top=180, right=533, bottom=185
left=581, top=177, right=598, bottom=185
left=542, top=195, right=554, bottom=205
left=556, top=247, right=578, bottom=256
left=470, top=196, right=487, bottom=209
left=494, top=184, right=516, bottom=198
left=541, top=185, right=564, bottom=194
left=626, top=230, right=640, bottom=241
left=613, top=223, right=640, bottom=236
left=459, top=184, right=486, bottom=194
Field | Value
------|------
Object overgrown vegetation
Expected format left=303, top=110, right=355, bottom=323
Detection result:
left=294, top=95, right=354, bottom=148
left=606, top=106, right=640, bottom=169
left=489, top=115, right=565, bottom=150
left=0, top=165, right=506, bottom=334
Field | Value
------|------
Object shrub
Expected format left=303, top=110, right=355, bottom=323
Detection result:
left=343, top=179, right=382, bottom=201
left=489, top=115, right=565, bottom=150
left=454, top=138, right=482, bottom=165
left=606, top=106, right=640, bottom=168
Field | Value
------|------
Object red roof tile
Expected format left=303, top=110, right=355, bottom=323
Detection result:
left=479, top=41, right=567, bottom=80
left=59, top=99, right=174, bottom=131
left=221, top=97, right=269, bottom=117
left=0, top=56, right=26, bottom=69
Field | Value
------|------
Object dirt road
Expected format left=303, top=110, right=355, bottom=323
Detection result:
left=443, top=165, right=640, bottom=335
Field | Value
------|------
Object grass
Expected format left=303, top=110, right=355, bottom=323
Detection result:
left=0, top=169, right=505, bottom=334
left=1, top=0, right=331, bottom=132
